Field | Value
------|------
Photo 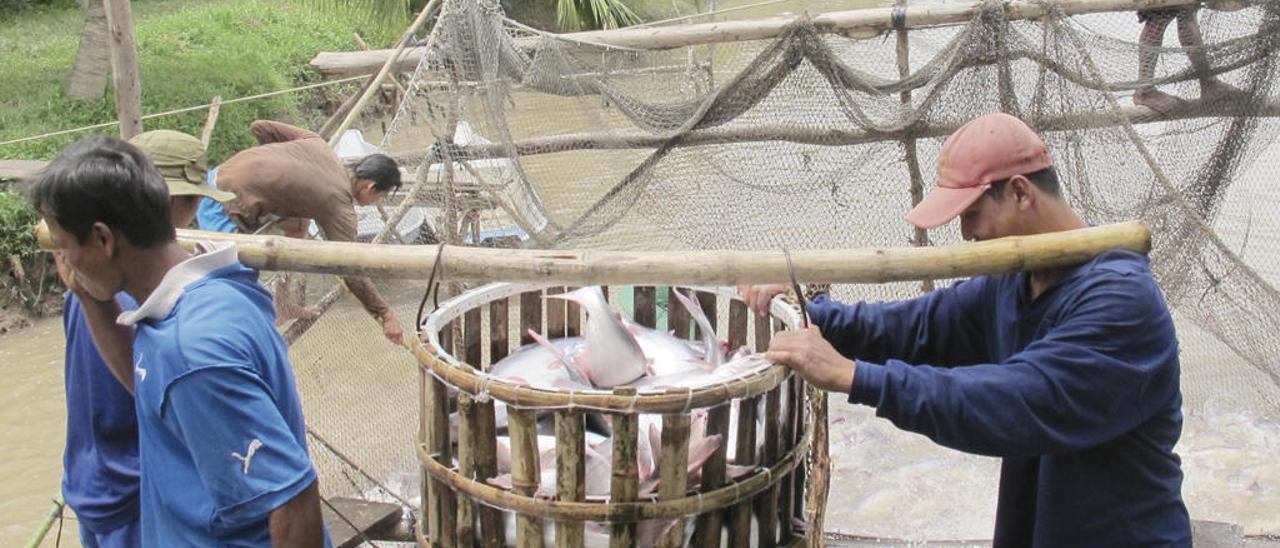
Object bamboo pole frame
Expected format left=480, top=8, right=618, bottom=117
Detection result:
left=310, top=0, right=1201, bottom=74
left=33, top=221, right=1150, bottom=286
left=389, top=99, right=1280, bottom=162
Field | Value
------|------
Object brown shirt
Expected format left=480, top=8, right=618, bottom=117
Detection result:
left=215, top=120, right=391, bottom=318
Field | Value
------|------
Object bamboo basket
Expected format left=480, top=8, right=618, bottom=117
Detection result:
left=414, top=283, right=812, bottom=548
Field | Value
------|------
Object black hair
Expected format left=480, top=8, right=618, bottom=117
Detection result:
left=353, top=153, right=402, bottom=192
left=984, top=166, right=1061, bottom=201
left=27, top=135, right=175, bottom=248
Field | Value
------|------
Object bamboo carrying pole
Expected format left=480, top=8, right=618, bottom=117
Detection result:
left=308, top=0, right=1201, bottom=75
left=103, top=0, right=142, bottom=138
left=33, top=221, right=1151, bottom=286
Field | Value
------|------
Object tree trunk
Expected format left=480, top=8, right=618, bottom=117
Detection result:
left=66, top=0, right=111, bottom=100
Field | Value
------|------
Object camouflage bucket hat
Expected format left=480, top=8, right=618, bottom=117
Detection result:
left=128, top=130, right=235, bottom=203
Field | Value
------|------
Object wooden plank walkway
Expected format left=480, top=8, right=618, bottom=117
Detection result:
left=0, top=159, right=46, bottom=181
left=321, top=496, right=402, bottom=548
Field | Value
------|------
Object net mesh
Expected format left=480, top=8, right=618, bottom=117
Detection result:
left=282, top=0, right=1280, bottom=540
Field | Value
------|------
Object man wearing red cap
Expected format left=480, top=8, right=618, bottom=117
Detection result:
left=742, top=113, right=1191, bottom=546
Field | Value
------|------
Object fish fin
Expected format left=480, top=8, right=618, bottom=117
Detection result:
left=673, top=289, right=724, bottom=368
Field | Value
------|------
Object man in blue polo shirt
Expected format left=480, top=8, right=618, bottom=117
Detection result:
left=32, top=135, right=327, bottom=546
left=56, top=129, right=236, bottom=548
left=742, top=113, right=1191, bottom=546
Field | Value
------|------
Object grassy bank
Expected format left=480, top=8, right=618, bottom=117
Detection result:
left=0, top=0, right=391, bottom=164
left=0, top=0, right=393, bottom=315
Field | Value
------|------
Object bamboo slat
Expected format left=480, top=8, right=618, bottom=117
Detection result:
left=696, top=290, right=717, bottom=340
left=658, top=413, right=692, bottom=547
left=777, top=376, right=798, bottom=543
left=730, top=396, right=760, bottom=546
left=476, top=402, right=504, bottom=547
left=566, top=286, right=582, bottom=338
left=491, top=298, right=510, bottom=364
left=431, top=324, right=458, bottom=548
left=546, top=287, right=567, bottom=339
left=555, top=412, right=586, bottom=548
left=520, top=290, right=542, bottom=346
left=634, top=286, right=657, bottom=329
left=669, top=287, right=691, bottom=341
left=509, top=409, right=544, bottom=548
left=457, top=393, right=477, bottom=548
left=693, top=402, right=731, bottom=547
left=757, top=386, right=783, bottom=547
left=610, top=387, right=640, bottom=547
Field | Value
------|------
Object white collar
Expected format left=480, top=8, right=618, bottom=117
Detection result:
left=117, top=241, right=239, bottom=326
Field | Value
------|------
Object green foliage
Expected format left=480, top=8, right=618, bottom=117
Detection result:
left=0, top=187, right=38, bottom=262
left=0, top=186, right=57, bottom=313
left=0, top=0, right=369, bottom=164
left=554, top=0, right=642, bottom=32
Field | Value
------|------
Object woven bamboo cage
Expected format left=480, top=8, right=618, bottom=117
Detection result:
left=415, top=283, right=810, bottom=547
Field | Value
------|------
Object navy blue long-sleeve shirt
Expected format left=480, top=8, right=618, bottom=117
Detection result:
left=809, top=250, right=1191, bottom=547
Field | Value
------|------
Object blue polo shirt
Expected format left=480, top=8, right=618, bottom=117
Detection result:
left=812, top=250, right=1191, bottom=547
left=62, top=292, right=140, bottom=533
left=117, top=243, right=326, bottom=546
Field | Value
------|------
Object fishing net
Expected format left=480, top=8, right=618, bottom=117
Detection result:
left=284, top=0, right=1280, bottom=540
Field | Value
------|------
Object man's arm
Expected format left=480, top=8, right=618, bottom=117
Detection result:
left=79, top=296, right=136, bottom=391
left=269, top=480, right=325, bottom=548
left=848, top=274, right=1180, bottom=457
left=250, top=120, right=321, bottom=145
left=56, top=254, right=135, bottom=391
left=804, top=277, right=990, bottom=367
left=315, top=208, right=403, bottom=344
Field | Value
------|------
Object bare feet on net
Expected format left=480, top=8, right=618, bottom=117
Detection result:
left=1199, top=79, right=1250, bottom=104
left=1133, top=87, right=1187, bottom=114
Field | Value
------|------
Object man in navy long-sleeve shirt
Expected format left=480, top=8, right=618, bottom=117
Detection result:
left=742, top=113, right=1191, bottom=546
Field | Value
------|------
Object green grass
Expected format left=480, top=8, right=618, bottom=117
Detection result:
left=0, top=0, right=386, bottom=164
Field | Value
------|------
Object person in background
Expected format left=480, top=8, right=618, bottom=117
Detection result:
left=196, top=120, right=404, bottom=343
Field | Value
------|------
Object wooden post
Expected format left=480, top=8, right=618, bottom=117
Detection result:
left=103, top=0, right=143, bottom=139
left=555, top=411, right=586, bottom=548
left=610, top=387, right=640, bottom=547
left=509, top=408, right=544, bottom=548
left=200, top=96, right=222, bottom=148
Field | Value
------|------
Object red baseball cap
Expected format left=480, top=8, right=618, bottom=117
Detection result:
left=906, top=113, right=1052, bottom=229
